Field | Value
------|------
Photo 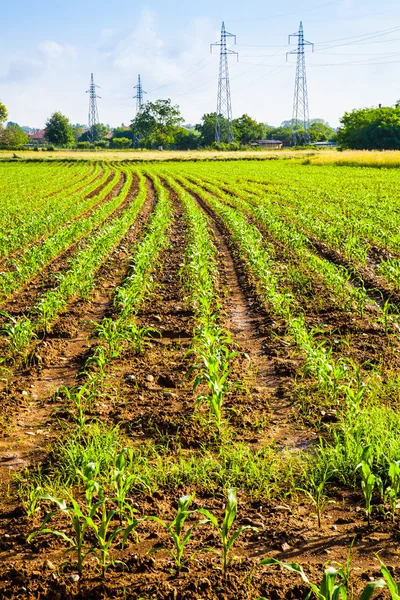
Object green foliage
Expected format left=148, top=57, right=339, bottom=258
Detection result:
left=356, top=446, right=382, bottom=526
left=131, top=99, right=183, bottom=148
left=45, top=111, right=74, bottom=146
left=0, top=124, right=29, bottom=148
left=199, top=488, right=256, bottom=574
left=79, top=124, right=108, bottom=143
left=77, top=141, right=92, bottom=149
left=233, top=114, right=266, bottom=144
left=338, top=106, right=400, bottom=149
left=148, top=494, right=205, bottom=572
left=0, top=100, right=8, bottom=123
left=113, top=136, right=132, bottom=149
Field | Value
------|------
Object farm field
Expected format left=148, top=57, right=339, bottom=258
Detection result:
left=1, top=159, right=400, bottom=599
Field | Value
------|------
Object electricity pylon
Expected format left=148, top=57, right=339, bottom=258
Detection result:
left=287, top=22, right=314, bottom=145
left=211, top=22, right=238, bottom=143
left=86, top=73, right=101, bottom=143
left=133, top=74, right=146, bottom=114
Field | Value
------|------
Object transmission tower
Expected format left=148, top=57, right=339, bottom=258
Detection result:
left=211, top=22, right=238, bottom=143
left=133, top=74, right=146, bottom=114
left=86, top=73, right=101, bottom=143
left=287, top=22, right=314, bottom=145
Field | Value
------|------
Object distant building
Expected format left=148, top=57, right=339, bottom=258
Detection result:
left=27, top=129, right=46, bottom=145
left=312, top=141, right=337, bottom=147
left=251, top=140, right=283, bottom=149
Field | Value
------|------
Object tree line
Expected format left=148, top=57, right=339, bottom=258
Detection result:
left=3, top=96, right=400, bottom=150
left=0, top=98, right=336, bottom=151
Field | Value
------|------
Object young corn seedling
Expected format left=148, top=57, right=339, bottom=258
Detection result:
left=148, top=494, right=206, bottom=574
left=199, top=488, right=257, bottom=576
left=385, top=460, right=400, bottom=522
left=125, top=322, right=160, bottom=355
left=28, top=494, right=92, bottom=576
left=85, top=488, right=126, bottom=578
left=94, top=318, right=126, bottom=359
left=58, top=381, right=97, bottom=427
left=0, top=312, right=36, bottom=362
left=112, top=448, right=149, bottom=525
left=376, top=557, right=400, bottom=599
left=356, top=445, right=382, bottom=526
left=296, top=468, right=333, bottom=528
left=259, top=559, right=385, bottom=600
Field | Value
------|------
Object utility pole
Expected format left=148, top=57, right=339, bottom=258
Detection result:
left=133, top=74, right=146, bottom=114
left=287, top=22, right=313, bottom=145
left=86, top=73, right=101, bottom=143
left=211, top=22, right=238, bottom=143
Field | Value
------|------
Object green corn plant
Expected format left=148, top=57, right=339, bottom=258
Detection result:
left=148, top=494, right=206, bottom=573
left=27, top=494, right=92, bottom=576
left=199, top=488, right=256, bottom=576
left=377, top=557, right=400, bottom=599
left=356, top=445, right=382, bottom=526
left=259, top=559, right=385, bottom=600
left=385, top=460, right=400, bottom=522
left=125, top=322, right=160, bottom=354
left=296, top=468, right=333, bottom=528
left=94, top=318, right=126, bottom=359
left=111, top=448, right=149, bottom=524
left=0, top=312, right=36, bottom=362
left=192, top=327, right=239, bottom=432
left=85, top=489, right=125, bottom=578
left=85, top=346, right=108, bottom=379
left=58, top=381, right=97, bottom=427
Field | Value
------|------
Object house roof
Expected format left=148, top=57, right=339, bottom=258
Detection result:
left=28, top=129, right=46, bottom=140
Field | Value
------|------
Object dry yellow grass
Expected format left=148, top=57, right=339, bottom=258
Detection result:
left=306, top=150, right=400, bottom=168
left=0, top=148, right=313, bottom=162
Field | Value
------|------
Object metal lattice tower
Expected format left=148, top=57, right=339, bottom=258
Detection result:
left=86, top=73, right=101, bottom=143
left=287, top=22, right=314, bottom=145
left=133, top=74, right=146, bottom=114
left=211, top=22, right=238, bottom=143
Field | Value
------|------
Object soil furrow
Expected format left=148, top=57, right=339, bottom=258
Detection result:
left=204, top=182, right=400, bottom=370
left=107, top=184, right=198, bottom=447
left=0, top=177, right=155, bottom=483
left=182, top=183, right=313, bottom=450
left=0, top=171, right=126, bottom=318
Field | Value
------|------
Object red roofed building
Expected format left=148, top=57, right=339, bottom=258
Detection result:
left=27, top=129, right=46, bottom=145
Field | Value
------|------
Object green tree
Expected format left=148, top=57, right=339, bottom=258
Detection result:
left=265, top=124, right=292, bottom=141
left=45, top=112, right=74, bottom=146
left=174, top=127, right=201, bottom=150
left=309, top=120, right=335, bottom=142
left=337, top=106, right=400, bottom=149
left=233, top=114, right=266, bottom=144
left=112, top=127, right=134, bottom=141
left=0, top=101, right=8, bottom=124
left=113, top=137, right=132, bottom=149
left=71, top=124, right=86, bottom=143
left=196, top=112, right=234, bottom=146
left=131, top=99, right=183, bottom=148
left=79, top=124, right=108, bottom=143
left=0, top=125, right=28, bottom=148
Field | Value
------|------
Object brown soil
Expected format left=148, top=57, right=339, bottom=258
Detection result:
left=0, top=177, right=155, bottom=482
left=0, top=174, right=398, bottom=600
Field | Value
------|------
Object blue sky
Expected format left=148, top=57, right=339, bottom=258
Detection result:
left=1, top=0, right=399, bottom=128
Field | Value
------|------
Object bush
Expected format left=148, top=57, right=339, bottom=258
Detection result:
left=94, top=140, right=109, bottom=149
left=112, top=137, right=132, bottom=149
left=77, top=141, right=92, bottom=150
